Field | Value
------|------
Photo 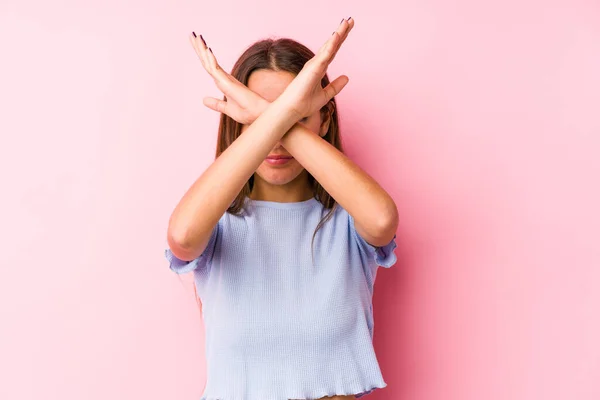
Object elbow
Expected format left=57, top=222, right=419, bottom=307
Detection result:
left=376, top=203, right=399, bottom=244
left=167, top=218, right=189, bottom=248
left=167, top=209, right=195, bottom=249
left=167, top=218, right=194, bottom=260
left=167, top=228, right=186, bottom=250
left=167, top=232, right=196, bottom=262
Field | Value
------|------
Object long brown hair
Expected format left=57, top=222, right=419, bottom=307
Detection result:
left=218, top=37, right=346, bottom=265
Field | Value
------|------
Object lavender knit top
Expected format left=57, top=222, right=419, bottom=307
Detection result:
left=164, top=196, right=398, bottom=400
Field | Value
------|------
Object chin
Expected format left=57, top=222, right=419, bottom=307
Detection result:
left=255, top=163, right=304, bottom=186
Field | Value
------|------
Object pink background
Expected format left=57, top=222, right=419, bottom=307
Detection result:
left=1, top=1, right=599, bottom=399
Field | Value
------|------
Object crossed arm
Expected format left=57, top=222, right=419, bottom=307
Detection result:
left=250, top=104, right=398, bottom=248
left=170, top=19, right=397, bottom=258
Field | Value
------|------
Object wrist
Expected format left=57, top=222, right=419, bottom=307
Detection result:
left=260, top=97, right=301, bottom=125
left=281, top=121, right=309, bottom=145
left=252, top=98, right=271, bottom=123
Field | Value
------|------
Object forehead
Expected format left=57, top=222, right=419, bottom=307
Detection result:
left=247, top=69, right=296, bottom=102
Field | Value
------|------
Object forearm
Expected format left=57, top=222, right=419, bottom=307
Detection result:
left=281, top=123, right=398, bottom=246
left=168, top=99, right=298, bottom=257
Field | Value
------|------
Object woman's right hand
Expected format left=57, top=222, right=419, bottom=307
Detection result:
left=277, top=17, right=355, bottom=120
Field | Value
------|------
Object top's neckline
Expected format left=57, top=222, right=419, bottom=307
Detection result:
left=244, top=196, right=320, bottom=209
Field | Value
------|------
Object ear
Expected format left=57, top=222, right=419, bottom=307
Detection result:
left=319, top=102, right=334, bottom=137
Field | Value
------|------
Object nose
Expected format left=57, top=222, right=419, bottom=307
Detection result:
left=273, top=142, right=286, bottom=151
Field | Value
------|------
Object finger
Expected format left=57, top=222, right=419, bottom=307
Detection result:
left=205, top=46, right=219, bottom=70
left=199, top=36, right=214, bottom=72
left=192, top=34, right=256, bottom=106
left=205, top=50, right=241, bottom=90
left=317, top=18, right=350, bottom=56
left=329, top=18, right=354, bottom=62
left=332, top=18, right=350, bottom=41
left=190, top=32, right=211, bottom=72
left=189, top=33, right=202, bottom=61
left=338, top=18, right=354, bottom=44
left=308, top=35, right=337, bottom=74
left=323, top=75, right=349, bottom=101
left=191, top=35, right=238, bottom=100
left=191, top=33, right=225, bottom=84
left=317, top=30, right=338, bottom=58
left=314, top=19, right=353, bottom=67
left=205, top=46, right=233, bottom=83
left=203, top=96, right=229, bottom=114
left=204, top=48, right=250, bottom=99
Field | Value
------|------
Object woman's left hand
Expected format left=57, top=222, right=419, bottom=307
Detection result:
left=189, top=33, right=268, bottom=125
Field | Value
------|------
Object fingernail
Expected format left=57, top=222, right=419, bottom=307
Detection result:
left=347, top=16, right=352, bottom=20
left=340, top=18, right=344, bottom=24
left=192, top=32, right=196, bottom=37
left=200, top=34, right=207, bottom=46
left=332, top=31, right=336, bottom=35
left=209, top=47, right=213, bottom=53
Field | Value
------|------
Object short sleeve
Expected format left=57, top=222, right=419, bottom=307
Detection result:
left=164, top=218, right=221, bottom=274
left=348, top=212, right=398, bottom=268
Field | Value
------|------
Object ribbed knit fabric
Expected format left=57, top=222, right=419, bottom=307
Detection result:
left=164, top=196, right=398, bottom=400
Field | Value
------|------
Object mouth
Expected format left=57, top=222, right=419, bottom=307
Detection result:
left=265, top=155, right=293, bottom=165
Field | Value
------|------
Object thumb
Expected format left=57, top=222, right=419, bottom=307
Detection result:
left=203, top=97, right=228, bottom=113
left=323, top=75, right=349, bottom=102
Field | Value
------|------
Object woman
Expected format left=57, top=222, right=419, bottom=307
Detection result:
left=166, top=18, right=398, bottom=399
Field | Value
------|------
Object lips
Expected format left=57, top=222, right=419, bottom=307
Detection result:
left=266, top=155, right=293, bottom=160
left=265, top=155, right=293, bottom=165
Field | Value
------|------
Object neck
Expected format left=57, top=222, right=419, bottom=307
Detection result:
left=249, top=173, right=313, bottom=203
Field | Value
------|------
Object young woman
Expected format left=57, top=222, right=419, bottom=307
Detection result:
left=165, top=18, right=399, bottom=400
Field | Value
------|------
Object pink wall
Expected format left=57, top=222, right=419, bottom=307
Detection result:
left=1, top=1, right=599, bottom=399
